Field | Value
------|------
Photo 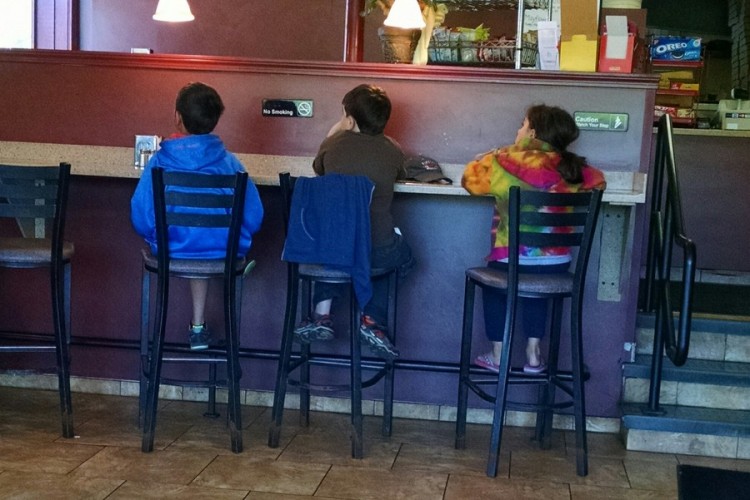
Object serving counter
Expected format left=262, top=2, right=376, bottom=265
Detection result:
left=0, top=50, right=656, bottom=424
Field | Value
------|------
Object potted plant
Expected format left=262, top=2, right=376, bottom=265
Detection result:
left=363, top=0, right=449, bottom=64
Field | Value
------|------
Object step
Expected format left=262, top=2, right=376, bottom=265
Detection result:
left=621, top=403, right=750, bottom=458
left=623, top=354, right=750, bottom=410
left=636, top=313, right=750, bottom=363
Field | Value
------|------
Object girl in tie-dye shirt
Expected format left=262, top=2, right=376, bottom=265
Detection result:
left=462, top=104, right=606, bottom=374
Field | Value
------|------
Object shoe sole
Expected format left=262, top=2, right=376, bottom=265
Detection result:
left=294, top=325, right=334, bottom=343
left=360, top=332, right=398, bottom=359
left=474, top=357, right=500, bottom=373
left=523, top=363, right=546, bottom=374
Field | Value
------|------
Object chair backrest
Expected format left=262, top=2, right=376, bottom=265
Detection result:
left=508, top=186, right=603, bottom=293
left=0, top=162, right=71, bottom=263
left=151, top=167, right=248, bottom=275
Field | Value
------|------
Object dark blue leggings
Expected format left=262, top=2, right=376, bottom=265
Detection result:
left=482, top=261, right=569, bottom=342
left=313, top=233, right=415, bottom=325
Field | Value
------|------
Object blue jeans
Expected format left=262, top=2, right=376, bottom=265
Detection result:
left=313, top=233, right=415, bottom=326
left=482, top=261, right=569, bottom=342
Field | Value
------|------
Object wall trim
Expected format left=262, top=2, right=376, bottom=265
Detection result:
left=0, top=371, right=622, bottom=434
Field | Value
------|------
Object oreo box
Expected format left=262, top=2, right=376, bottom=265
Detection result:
left=650, top=37, right=701, bottom=61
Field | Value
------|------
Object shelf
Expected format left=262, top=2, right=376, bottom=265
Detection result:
left=654, top=116, right=696, bottom=127
left=656, top=89, right=699, bottom=97
left=440, top=0, right=549, bottom=10
left=650, top=60, right=703, bottom=69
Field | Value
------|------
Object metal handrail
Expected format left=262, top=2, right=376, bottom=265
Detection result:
left=641, top=114, right=697, bottom=414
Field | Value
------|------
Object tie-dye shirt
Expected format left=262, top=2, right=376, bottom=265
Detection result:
left=462, top=137, right=606, bottom=262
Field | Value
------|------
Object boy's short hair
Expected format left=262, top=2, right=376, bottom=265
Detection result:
left=342, top=84, right=391, bottom=135
left=175, top=82, right=225, bottom=135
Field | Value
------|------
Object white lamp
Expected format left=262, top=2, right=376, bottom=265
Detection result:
left=384, top=0, right=426, bottom=30
left=153, top=0, right=194, bottom=22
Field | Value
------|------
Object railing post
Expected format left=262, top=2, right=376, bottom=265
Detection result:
left=641, top=114, right=696, bottom=415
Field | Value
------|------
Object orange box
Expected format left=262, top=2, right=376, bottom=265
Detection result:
left=598, top=16, right=635, bottom=73
left=598, top=32, right=634, bottom=73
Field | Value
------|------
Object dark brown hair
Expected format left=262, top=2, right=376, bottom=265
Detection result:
left=526, top=104, right=585, bottom=184
left=342, top=84, right=391, bottom=135
left=175, top=82, right=225, bottom=135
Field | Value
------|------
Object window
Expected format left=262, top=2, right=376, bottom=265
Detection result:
left=0, top=0, right=34, bottom=48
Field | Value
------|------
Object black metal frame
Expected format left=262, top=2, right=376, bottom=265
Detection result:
left=0, top=162, right=73, bottom=438
left=640, top=114, right=697, bottom=414
left=268, top=172, right=397, bottom=458
left=140, top=167, right=248, bottom=453
left=455, top=186, right=603, bottom=477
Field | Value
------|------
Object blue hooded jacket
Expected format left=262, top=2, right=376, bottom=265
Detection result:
left=130, top=134, right=264, bottom=259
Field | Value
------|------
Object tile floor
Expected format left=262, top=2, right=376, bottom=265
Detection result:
left=2, top=386, right=750, bottom=499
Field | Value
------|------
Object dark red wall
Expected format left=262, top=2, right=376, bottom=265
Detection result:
left=0, top=51, right=655, bottom=168
left=78, top=0, right=520, bottom=63
left=80, top=0, right=353, bottom=61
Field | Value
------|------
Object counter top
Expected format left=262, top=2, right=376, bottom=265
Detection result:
left=657, top=128, right=750, bottom=138
left=0, top=141, right=646, bottom=205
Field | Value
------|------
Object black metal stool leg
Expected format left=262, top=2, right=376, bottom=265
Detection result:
left=53, top=261, right=74, bottom=438
left=455, top=276, right=475, bottom=450
left=486, top=315, right=515, bottom=478
left=205, top=363, right=220, bottom=418
left=225, top=276, right=243, bottom=453
left=269, top=265, right=299, bottom=448
left=142, top=273, right=169, bottom=453
left=139, top=266, right=151, bottom=429
left=350, top=290, right=364, bottom=459
left=381, top=272, right=397, bottom=437
left=536, top=298, right=563, bottom=449
left=571, top=303, right=588, bottom=476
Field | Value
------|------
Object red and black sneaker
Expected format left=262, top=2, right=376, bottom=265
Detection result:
left=359, top=315, right=399, bottom=360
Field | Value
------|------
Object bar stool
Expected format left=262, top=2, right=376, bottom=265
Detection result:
left=455, top=186, right=603, bottom=477
left=0, top=162, right=74, bottom=438
left=268, top=172, right=398, bottom=458
left=140, top=167, right=249, bottom=453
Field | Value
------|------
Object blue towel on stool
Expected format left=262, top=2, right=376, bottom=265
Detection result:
left=282, top=174, right=374, bottom=308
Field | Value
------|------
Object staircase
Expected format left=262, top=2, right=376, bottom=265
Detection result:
left=621, top=311, right=750, bottom=459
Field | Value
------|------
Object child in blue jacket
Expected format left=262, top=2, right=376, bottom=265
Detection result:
left=131, top=82, right=264, bottom=350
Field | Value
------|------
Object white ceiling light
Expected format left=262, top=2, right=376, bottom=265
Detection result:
left=153, top=0, right=194, bottom=23
left=384, top=0, right=426, bottom=30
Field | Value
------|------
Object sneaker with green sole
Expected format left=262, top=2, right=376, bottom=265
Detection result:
left=189, top=323, right=209, bottom=350
left=294, top=314, right=335, bottom=343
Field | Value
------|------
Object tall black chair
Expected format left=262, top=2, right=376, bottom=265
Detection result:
left=455, top=186, right=603, bottom=477
left=140, top=167, right=249, bottom=453
left=0, top=162, right=74, bottom=438
left=268, top=172, right=398, bottom=458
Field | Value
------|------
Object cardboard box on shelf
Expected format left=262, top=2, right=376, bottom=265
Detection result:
left=559, top=0, right=600, bottom=72
left=560, top=0, right=600, bottom=42
left=654, top=105, right=694, bottom=120
left=561, top=34, right=598, bottom=72
left=651, top=37, right=702, bottom=61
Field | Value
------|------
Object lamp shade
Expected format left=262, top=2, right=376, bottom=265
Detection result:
left=384, top=0, right=426, bottom=30
left=153, top=0, right=194, bottom=22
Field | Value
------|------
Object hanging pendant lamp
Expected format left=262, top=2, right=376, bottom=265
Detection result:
left=384, top=0, right=426, bottom=30
left=153, top=0, right=194, bottom=22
